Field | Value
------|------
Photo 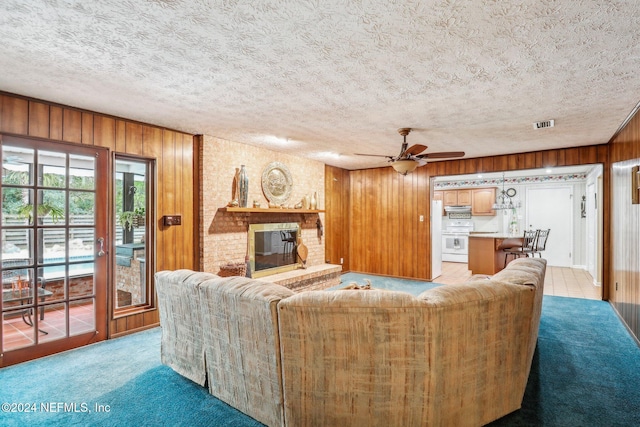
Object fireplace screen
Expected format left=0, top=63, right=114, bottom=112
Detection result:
left=248, top=222, right=300, bottom=278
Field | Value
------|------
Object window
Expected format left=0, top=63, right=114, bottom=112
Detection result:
left=114, top=156, right=154, bottom=312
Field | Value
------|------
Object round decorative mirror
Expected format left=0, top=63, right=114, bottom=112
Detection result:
left=261, top=162, right=293, bottom=205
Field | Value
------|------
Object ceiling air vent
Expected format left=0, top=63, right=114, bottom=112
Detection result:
left=533, top=119, right=555, bottom=129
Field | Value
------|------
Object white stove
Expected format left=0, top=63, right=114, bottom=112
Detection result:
left=442, top=220, right=474, bottom=263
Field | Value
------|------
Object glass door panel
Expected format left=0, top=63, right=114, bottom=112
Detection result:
left=114, top=157, right=151, bottom=310
left=38, top=302, right=66, bottom=344
left=1, top=137, right=107, bottom=366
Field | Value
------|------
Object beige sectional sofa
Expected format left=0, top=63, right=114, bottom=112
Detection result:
left=155, top=257, right=546, bottom=427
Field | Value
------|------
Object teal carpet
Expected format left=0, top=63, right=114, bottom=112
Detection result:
left=0, top=327, right=263, bottom=427
left=1, top=279, right=639, bottom=426
left=328, top=272, right=443, bottom=295
left=489, top=295, right=640, bottom=426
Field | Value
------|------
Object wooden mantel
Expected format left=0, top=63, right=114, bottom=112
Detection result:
left=220, top=207, right=324, bottom=214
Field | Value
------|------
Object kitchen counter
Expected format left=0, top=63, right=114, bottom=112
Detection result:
left=468, top=234, right=523, bottom=275
left=469, top=232, right=515, bottom=238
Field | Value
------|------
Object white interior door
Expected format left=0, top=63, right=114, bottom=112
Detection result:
left=586, top=182, right=597, bottom=279
left=525, top=186, right=573, bottom=267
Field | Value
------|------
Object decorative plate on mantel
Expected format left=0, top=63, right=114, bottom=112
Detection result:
left=261, top=162, right=293, bottom=206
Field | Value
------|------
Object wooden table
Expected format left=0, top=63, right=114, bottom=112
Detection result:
left=468, top=234, right=523, bottom=275
left=2, top=287, right=52, bottom=304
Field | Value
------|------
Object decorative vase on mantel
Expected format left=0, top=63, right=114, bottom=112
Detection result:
left=236, top=165, right=249, bottom=208
left=310, top=191, right=318, bottom=210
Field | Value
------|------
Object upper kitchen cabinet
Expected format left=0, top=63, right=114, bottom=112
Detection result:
left=436, top=187, right=496, bottom=216
left=471, top=188, right=496, bottom=216
left=443, top=189, right=471, bottom=206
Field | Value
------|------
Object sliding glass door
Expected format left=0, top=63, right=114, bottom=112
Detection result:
left=1, top=136, right=108, bottom=367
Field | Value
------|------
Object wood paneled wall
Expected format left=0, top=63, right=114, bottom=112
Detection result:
left=609, top=105, right=640, bottom=341
left=324, top=165, right=350, bottom=270
left=610, top=160, right=640, bottom=336
left=327, top=144, right=609, bottom=282
left=426, top=145, right=608, bottom=177
left=345, top=166, right=430, bottom=279
left=0, top=92, right=197, bottom=337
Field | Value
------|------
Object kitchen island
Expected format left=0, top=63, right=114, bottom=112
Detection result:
left=468, top=233, right=523, bottom=275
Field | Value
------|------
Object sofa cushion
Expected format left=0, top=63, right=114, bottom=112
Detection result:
left=488, top=269, right=539, bottom=286
left=501, top=261, right=546, bottom=278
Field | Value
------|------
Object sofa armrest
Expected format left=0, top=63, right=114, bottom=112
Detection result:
left=155, top=269, right=219, bottom=386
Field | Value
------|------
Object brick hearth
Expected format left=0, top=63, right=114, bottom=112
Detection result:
left=258, top=264, right=342, bottom=292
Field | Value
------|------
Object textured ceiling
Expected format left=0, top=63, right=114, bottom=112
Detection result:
left=1, top=0, right=639, bottom=170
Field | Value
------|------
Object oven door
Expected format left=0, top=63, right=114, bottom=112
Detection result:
left=441, top=234, right=469, bottom=262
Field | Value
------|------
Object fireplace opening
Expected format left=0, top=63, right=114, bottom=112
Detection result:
left=248, top=222, right=300, bottom=278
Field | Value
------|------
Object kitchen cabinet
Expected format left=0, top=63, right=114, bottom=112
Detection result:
left=435, top=187, right=496, bottom=216
left=457, top=189, right=472, bottom=205
left=471, top=188, right=496, bottom=216
left=443, top=190, right=458, bottom=206
left=443, top=189, right=471, bottom=206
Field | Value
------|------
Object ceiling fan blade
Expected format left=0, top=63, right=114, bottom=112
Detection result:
left=415, top=151, right=465, bottom=159
left=400, top=144, right=427, bottom=157
left=354, top=153, right=394, bottom=159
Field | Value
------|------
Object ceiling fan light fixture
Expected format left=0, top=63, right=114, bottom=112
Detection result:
left=392, top=159, right=418, bottom=175
left=354, top=126, right=464, bottom=172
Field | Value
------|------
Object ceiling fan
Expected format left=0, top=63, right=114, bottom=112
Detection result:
left=355, top=128, right=465, bottom=175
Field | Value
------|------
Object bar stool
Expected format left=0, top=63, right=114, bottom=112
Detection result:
left=280, top=231, right=296, bottom=257
left=503, top=229, right=539, bottom=267
left=533, top=229, right=550, bottom=257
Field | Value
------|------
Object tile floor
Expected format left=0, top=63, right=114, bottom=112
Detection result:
left=2, top=302, right=94, bottom=352
left=436, top=261, right=601, bottom=300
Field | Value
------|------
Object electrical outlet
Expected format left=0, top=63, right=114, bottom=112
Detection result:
left=419, top=215, right=424, bottom=222
left=340, top=257, right=344, bottom=264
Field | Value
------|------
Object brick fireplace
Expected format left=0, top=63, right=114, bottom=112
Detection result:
left=201, top=136, right=327, bottom=278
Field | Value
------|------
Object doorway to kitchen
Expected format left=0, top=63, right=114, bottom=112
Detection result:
left=432, top=164, right=604, bottom=297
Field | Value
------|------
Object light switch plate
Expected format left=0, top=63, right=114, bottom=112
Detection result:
left=163, top=215, right=182, bottom=226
